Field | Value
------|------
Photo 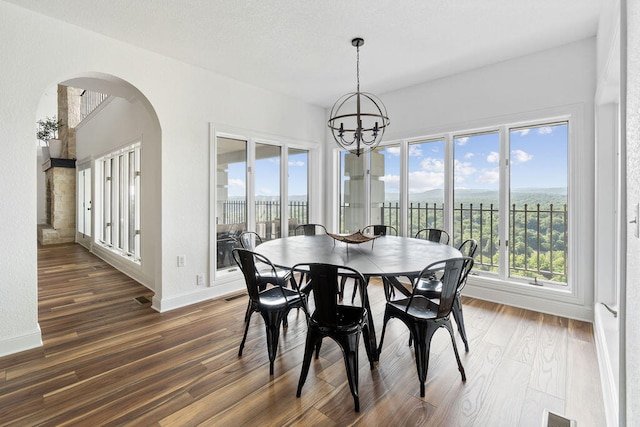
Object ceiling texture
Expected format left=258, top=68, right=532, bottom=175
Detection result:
left=7, top=0, right=603, bottom=107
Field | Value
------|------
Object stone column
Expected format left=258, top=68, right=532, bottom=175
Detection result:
left=58, top=85, right=83, bottom=160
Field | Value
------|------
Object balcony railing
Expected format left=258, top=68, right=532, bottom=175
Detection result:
left=220, top=200, right=568, bottom=283
left=349, top=201, right=567, bottom=283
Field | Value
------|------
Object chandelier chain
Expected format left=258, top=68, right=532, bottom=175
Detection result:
left=356, top=43, right=360, bottom=93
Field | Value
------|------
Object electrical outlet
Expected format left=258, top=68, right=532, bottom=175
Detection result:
left=196, top=273, right=204, bottom=286
left=177, top=255, right=186, bottom=267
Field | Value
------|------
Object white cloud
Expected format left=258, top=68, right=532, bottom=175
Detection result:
left=486, top=151, right=500, bottom=163
left=420, top=157, right=445, bottom=173
left=456, top=137, right=469, bottom=146
left=464, top=152, right=474, bottom=159
left=408, top=170, right=444, bottom=193
left=452, top=159, right=476, bottom=184
left=386, top=146, right=401, bottom=156
left=476, top=168, right=499, bottom=184
left=257, top=187, right=275, bottom=196
left=288, top=160, right=305, bottom=167
left=538, top=126, right=553, bottom=134
left=228, top=178, right=245, bottom=189
left=408, top=145, right=423, bottom=157
left=511, top=149, right=533, bottom=164
left=514, top=129, right=530, bottom=136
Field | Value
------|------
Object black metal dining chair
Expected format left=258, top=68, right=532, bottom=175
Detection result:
left=414, top=228, right=450, bottom=245
left=362, top=224, right=397, bottom=236
left=378, top=257, right=473, bottom=397
left=237, top=231, right=296, bottom=321
left=294, top=223, right=328, bottom=236
left=232, top=248, right=305, bottom=375
left=411, top=239, right=478, bottom=351
left=292, top=263, right=375, bottom=412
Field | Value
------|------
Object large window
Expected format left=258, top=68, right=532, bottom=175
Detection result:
left=288, top=147, right=308, bottom=235
left=95, top=142, right=141, bottom=262
left=338, top=118, right=570, bottom=287
left=453, top=131, right=500, bottom=273
left=215, top=137, right=247, bottom=269
left=255, top=143, right=281, bottom=240
left=214, top=131, right=310, bottom=273
left=407, top=138, right=445, bottom=236
left=370, top=144, right=400, bottom=230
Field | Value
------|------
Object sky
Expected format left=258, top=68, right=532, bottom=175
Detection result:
left=226, top=150, right=308, bottom=198
left=375, top=122, right=568, bottom=195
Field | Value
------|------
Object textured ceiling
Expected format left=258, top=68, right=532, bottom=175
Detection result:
left=6, top=0, right=602, bottom=107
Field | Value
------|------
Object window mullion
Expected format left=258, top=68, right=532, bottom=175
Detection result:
left=499, top=126, right=510, bottom=280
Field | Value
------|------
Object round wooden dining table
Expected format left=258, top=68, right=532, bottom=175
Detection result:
left=254, top=234, right=461, bottom=278
left=254, top=234, right=462, bottom=360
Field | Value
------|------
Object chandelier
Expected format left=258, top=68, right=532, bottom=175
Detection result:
left=328, top=37, right=390, bottom=157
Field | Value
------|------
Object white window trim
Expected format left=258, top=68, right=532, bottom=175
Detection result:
left=209, top=124, right=318, bottom=286
left=94, top=141, right=141, bottom=264
left=332, top=103, right=587, bottom=309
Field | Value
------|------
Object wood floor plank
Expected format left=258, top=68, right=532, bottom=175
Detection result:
left=0, top=243, right=607, bottom=426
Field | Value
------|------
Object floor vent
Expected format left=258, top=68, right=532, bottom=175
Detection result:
left=224, top=293, right=247, bottom=302
left=543, top=410, right=576, bottom=427
left=134, top=296, right=152, bottom=305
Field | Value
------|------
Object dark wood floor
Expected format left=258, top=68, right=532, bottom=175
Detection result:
left=0, top=243, right=605, bottom=426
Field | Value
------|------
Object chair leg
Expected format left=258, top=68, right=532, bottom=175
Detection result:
left=335, top=332, right=361, bottom=412
left=238, top=312, right=252, bottom=357
left=377, top=308, right=392, bottom=355
left=262, top=310, right=286, bottom=375
left=297, top=330, right=320, bottom=397
left=452, top=295, right=469, bottom=352
left=411, top=322, right=438, bottom=398
left=361, top=323, right=375, bottom=369
left=443, top=319, right=466, bottom=381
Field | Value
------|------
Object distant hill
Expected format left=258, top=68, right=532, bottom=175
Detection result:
left=385, top=188, right=567, bottom=206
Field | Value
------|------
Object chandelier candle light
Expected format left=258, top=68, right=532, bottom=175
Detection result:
left=328, top=37, right=390, bottom=157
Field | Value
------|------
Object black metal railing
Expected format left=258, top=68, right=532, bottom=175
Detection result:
left=342, top=201, right=568, bottom=283
left=219, top=200, right=308, bottom=236
left=80, top=90, right=109, bottom=121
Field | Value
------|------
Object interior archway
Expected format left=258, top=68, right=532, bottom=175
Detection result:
left=36, top=71, right=163, bottom=308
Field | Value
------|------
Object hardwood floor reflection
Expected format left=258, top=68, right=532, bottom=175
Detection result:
left=0, top=243, right=605, bottom=426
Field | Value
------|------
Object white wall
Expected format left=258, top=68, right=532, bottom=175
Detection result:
left=0, top=0, right=325, bottom=356
left=625, top=1, right=640, bottom=424
left=328, top=38, right=597, bottom=320
left=75, top=95, right=161, bottom=290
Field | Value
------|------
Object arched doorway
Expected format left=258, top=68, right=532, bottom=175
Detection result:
left=36, top=72, right=162, bottom=307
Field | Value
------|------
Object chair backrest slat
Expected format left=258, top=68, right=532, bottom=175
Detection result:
left=415, top=228, right=450, bottom=245
left=413, top=257, right=473, bottom=318
left=292, top=263, right=367, bottom=328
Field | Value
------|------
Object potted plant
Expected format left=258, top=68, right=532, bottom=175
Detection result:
left=37, top=116, right=64, bottom=159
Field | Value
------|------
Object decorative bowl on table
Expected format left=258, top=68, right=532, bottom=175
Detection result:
left=327, top=230, right=379, bottom=244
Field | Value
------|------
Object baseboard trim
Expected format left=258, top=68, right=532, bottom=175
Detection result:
left=152, top=279, right=244, bottom=312
left=0, top=325, right=43, bottom=358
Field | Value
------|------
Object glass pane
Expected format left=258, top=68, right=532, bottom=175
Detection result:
left=83, top=170, right=91, bottom=237
left=509, top=122, right=568, bottom=284
left=216, top=137, right=247, bottom=269
left=128, top=151, right=136, bottom=255
left=340, top=151, right=365, bottom=233
left=454, top=132, right=500, bottom=274
left=118, top=154, right=124, bottom=250
left=255, top=143, right=281, bottom=241
left=77, top=169, right=85, bottom=234
left=370, top=144, right=400, bottom=231
left=407, top=139, right=445, bottom=237
left=288, top=148, right=308, bottom=236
